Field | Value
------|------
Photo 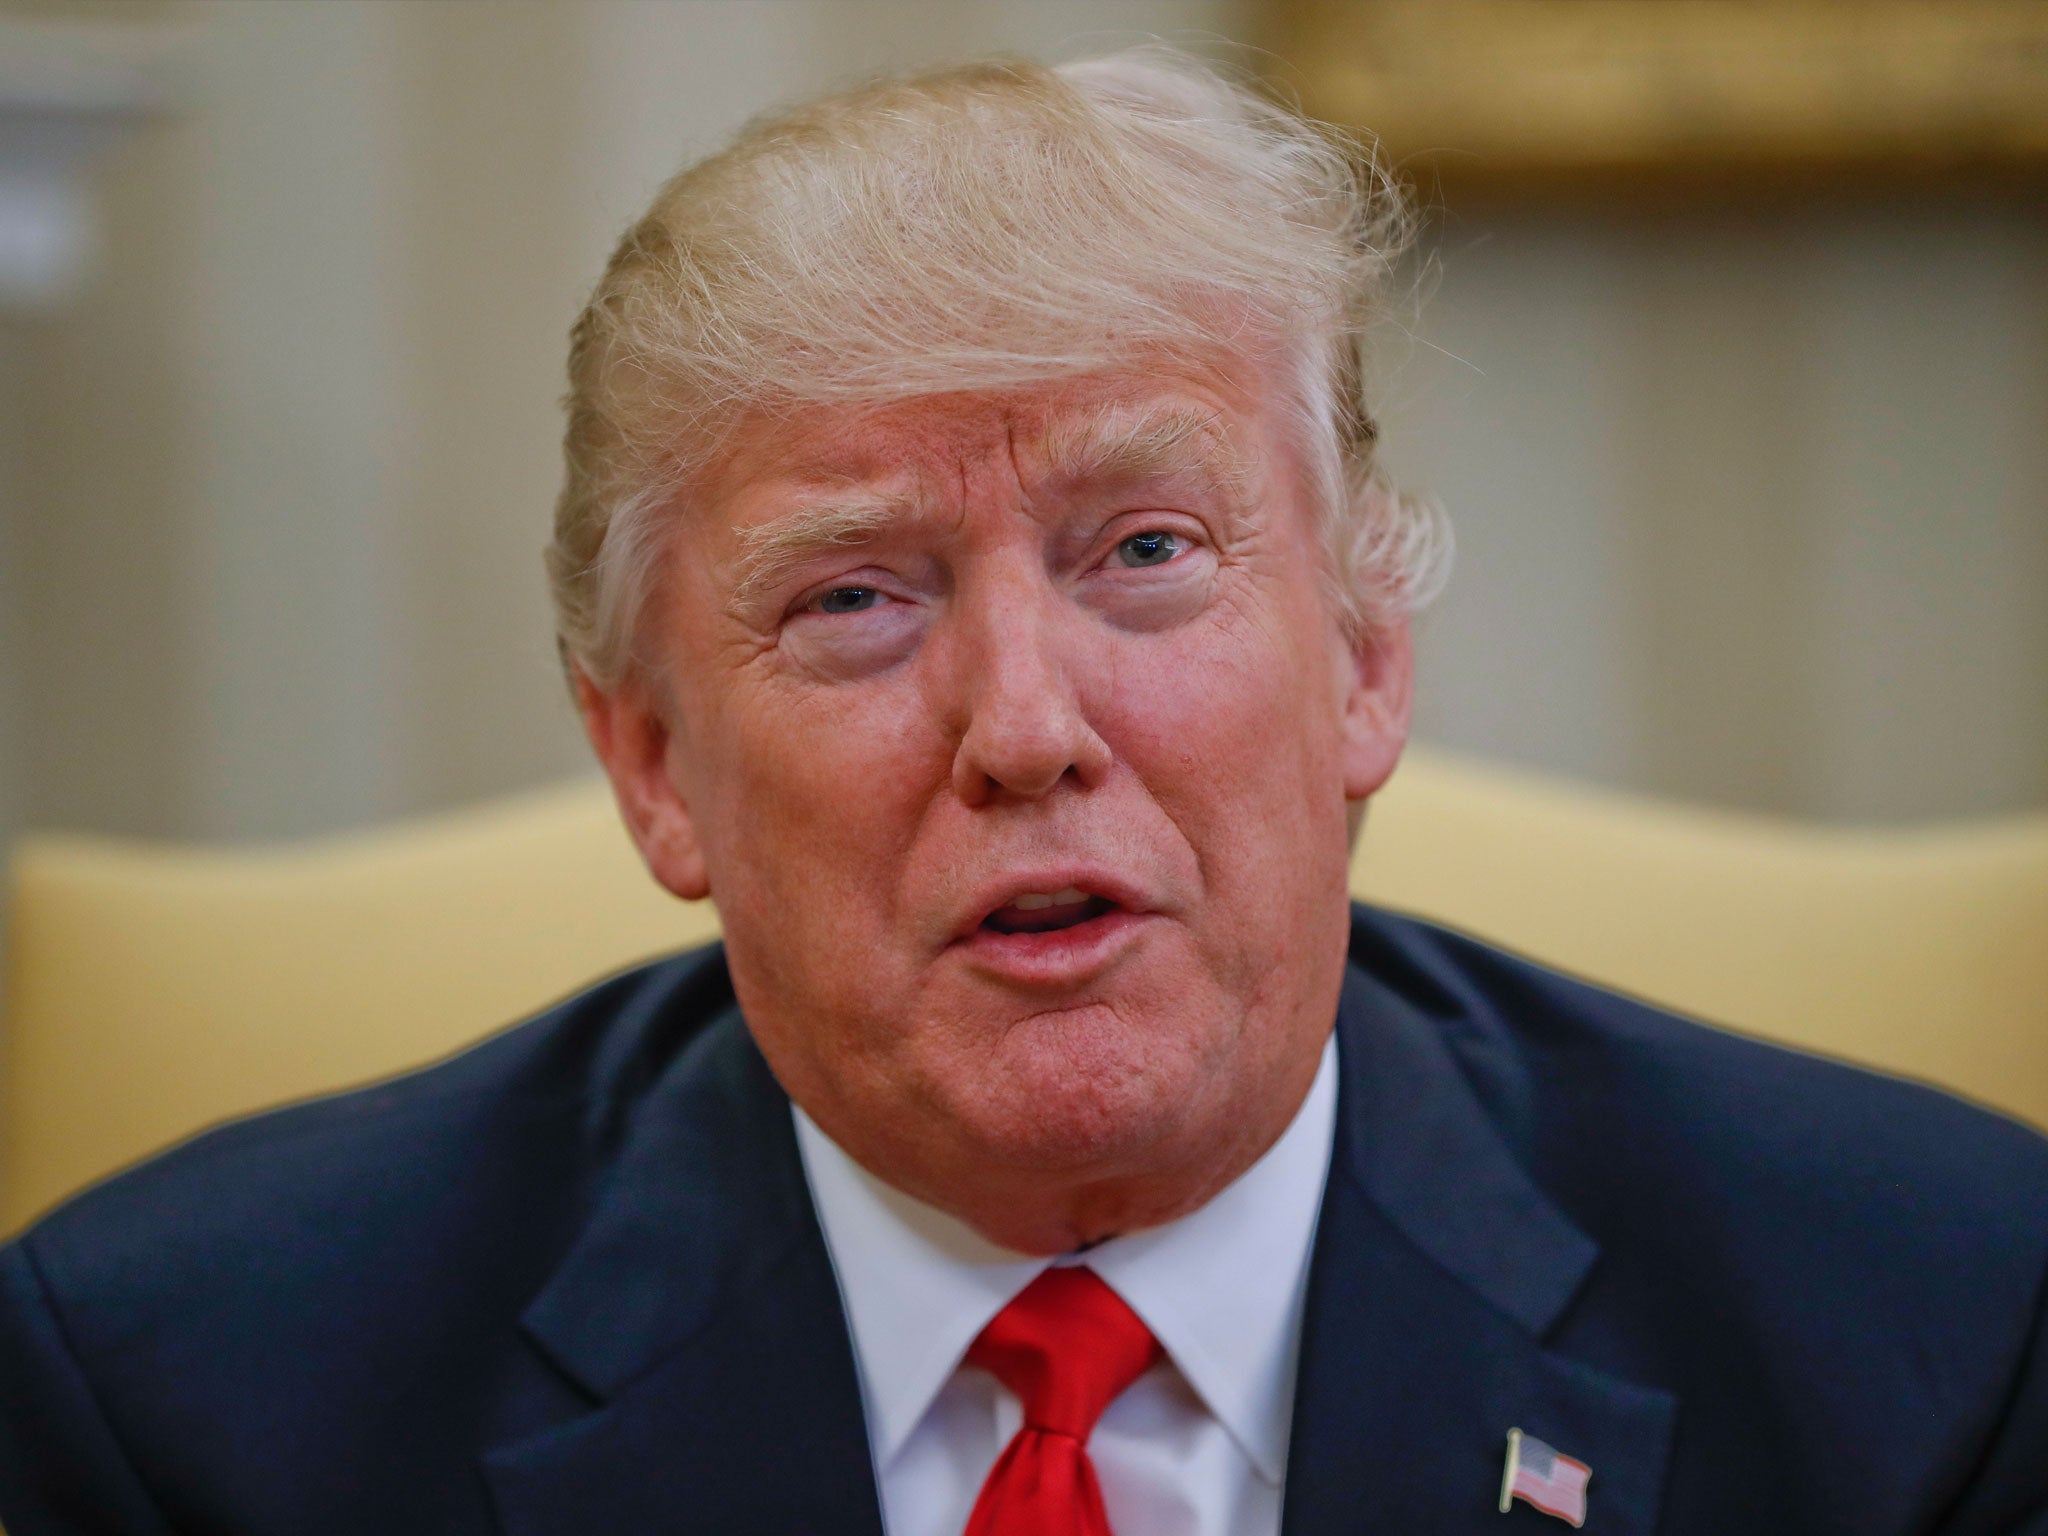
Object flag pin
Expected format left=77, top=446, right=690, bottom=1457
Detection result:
left=1499, top=1426, right=1591, bottom=1527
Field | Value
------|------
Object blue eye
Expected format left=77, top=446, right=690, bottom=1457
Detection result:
left=815, top=586, right=883, bottom=614
left=1116, top=531, right=1182, bottom=568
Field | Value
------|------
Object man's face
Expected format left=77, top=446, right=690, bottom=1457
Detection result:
left=583, top=358, right=1410, bottom=1251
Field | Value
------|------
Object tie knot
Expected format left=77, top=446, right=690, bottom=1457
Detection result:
left=966, top=1266, right=1161, bottom=1440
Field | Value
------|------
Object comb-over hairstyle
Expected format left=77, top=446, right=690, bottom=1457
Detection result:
left=549, top=46, right=1449, bottom=686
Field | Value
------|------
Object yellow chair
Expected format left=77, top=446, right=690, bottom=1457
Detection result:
left=5, top=748, right=2045, bottom=1234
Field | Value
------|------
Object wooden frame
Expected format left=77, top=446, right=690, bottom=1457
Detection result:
left=1259, top=1, right=2048, bottom=198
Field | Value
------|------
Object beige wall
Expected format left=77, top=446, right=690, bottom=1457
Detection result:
left=1, top=0, right=2043, bottom=859
left=1390, top=203, right=2048, bottom=819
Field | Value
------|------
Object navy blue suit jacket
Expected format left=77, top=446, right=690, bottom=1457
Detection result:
left=2, top=906, right=2045, bottom=1534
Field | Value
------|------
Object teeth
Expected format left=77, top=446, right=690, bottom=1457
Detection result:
left=1011, top=887, right=1088, bottom=911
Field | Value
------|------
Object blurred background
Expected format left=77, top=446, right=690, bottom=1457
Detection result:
left=1, top=0, right=2044, bottom=864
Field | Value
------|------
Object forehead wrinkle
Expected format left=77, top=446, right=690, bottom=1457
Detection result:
left=726, top=490, right=920, bottom=611
left=1038, top=402, right=1256, bottom=508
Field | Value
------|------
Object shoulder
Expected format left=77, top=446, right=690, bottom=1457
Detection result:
left=1350, top=901, right=2048, bottom=1192
left=1342, top=906, right=2048, bottom=1528
left=1347, top=901, right=2048, bottom=1304
left=0, top=944, right=747, bottom=1529
left=8, top=941, right=738, bottom=1350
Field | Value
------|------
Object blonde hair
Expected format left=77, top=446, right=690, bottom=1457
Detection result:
left=549, top=47, right=1448, bottom=686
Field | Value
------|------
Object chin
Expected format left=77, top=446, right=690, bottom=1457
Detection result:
left=940, top=1000, right=1218, bottom=1175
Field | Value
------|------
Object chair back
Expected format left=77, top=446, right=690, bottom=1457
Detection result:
left=5, top=750, right=2043, bottom=1232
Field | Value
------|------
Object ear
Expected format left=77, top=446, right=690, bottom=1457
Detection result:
left=1339, top=614, right=1414, bottom=803
left=573, top=665, right=711, bottom=902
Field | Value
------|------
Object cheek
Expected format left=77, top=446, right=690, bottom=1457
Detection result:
left=698, top=671, right=947, bottom=938
left=1112, top=595, right=1346, bottom=798
left=1102, top=596, right=1352, bottom=906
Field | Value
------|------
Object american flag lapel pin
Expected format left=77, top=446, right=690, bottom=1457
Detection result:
left=1499, top=1426, right=1591, bottom=1527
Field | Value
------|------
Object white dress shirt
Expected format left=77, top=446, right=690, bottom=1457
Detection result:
left=793, top=1033, right=1338, bottom=1536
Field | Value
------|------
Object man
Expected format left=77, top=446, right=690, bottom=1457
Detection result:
left=1, top=47, right=2044, bottom=1536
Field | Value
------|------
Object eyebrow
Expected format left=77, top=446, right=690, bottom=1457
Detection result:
left=727, top=490, right=919, bottom=613
left=1039, top=404, right=1257, bottom=506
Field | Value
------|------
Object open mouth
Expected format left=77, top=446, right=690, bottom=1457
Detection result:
left=980, top=887, right=1121, bottom=936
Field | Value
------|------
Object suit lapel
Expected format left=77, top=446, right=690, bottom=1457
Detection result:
left=1283, top=960, right=1678, bottom=1534
left=482, top=1004, right=883, bottom=1536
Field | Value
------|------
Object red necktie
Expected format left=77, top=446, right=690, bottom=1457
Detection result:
left=963, top=1265, right=1163, bottom=1536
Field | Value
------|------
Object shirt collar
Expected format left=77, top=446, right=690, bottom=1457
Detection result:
left=794, top=1032, right=1339, bottom=1484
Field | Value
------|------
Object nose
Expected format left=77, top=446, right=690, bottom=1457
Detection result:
left=947, top=578, right=1112, bottom=807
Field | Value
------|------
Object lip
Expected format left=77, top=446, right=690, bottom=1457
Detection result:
left=950, top=867, right=1159, bottom=988
left=955, top=867, right=1154, bottom=938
